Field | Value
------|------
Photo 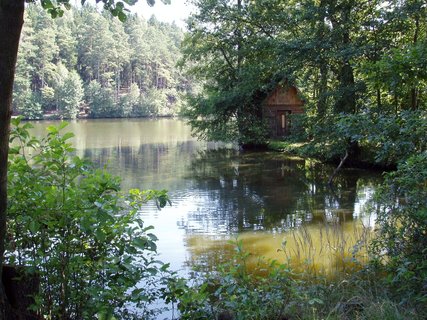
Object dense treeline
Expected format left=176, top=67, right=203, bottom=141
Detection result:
left=13, top=4, right=192, bottom=119
left=182, top=0, right=427, bottom=157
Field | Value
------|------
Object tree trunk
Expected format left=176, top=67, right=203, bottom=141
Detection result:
left=376, top=88, right=382, bottom=111
left=410, top=88, right=418, bottom=110
left=335, top=54, right=356, bottom=114
left=236, top=0, right=242, bottom=72
left=0, top=0, right=25, bottom=317
left=316, top=0, right=329, bottom=118
left=317, top=59, right=328, bottom=117
left=410, top=15, right=419, bottom=110
left=331, top=3, right=356, bottom=115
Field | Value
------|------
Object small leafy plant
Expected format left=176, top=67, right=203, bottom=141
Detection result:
left=166, top=240, right=298, bottom=320
left=6, top=118, right=172, bottom=319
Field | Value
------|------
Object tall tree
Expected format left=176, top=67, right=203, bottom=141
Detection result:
left=76, top=7, right=117, bottom=84
left=28, top=6, right=59, bottom=92
left=56, top=10, right=77, bottom=70
left=124, top=14, right=151, bottom=89
left=182, top=0, right=426, bottom=167
left=13, top=5, right=189, bottom=119
left=183, top=0, right=278, bottom=146
left=0, top=1, right=25, bottom=315
left=54, top=65, right=84, bottom=118
left=12, top=11, right=41, bottom=119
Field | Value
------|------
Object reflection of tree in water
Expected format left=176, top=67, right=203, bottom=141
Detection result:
left=81, top=141, right=200, bottom=190
left=81, top=143, right=380, bottom=237
left=180, top=149, right=381, bottom=235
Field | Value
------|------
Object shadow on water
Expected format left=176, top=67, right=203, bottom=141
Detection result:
left=181, top=149, right=378, bottom=231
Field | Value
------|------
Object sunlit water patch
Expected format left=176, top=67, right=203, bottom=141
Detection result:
left=185, top=218, right=375, bottom=277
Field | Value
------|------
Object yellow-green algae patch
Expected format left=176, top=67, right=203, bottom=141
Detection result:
left=185, top=220, right=373, bottom=278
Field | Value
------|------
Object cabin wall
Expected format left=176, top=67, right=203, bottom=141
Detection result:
left=262, top=85, right=304, bottom=138
left=264, top=105, right=304, bottom=115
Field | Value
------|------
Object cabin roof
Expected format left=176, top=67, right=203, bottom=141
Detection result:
left=263, top=84, right=304, bottom=107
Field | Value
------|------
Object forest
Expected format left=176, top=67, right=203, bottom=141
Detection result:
left=13, top=5, right=193, bottom=119
left=182, top=0, right=427, bottom=162
left=0, top=0, right=426, bottom=319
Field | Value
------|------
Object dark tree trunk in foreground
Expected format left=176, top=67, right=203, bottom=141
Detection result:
left=0, top=0, right=25, bottom=317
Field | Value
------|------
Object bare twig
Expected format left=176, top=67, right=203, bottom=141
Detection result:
left=328, top=150, right=349, bottom=186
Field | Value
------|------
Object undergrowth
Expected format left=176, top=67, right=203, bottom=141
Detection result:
left=165, top=234, right=425, bottom=320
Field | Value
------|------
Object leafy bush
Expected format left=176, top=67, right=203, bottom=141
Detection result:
left=166, top=240, right=297, bottom=320
left=55, top=69, right=84, bottom=119
left=299, top=110, right=427, bottom=167
left=119, top=83, right=140, bottom=117
left=365, top=111, right=427, bottom=165
left=6, top=118, right=172, bottom=319
left=287, top=113, right=308, bottom=141
left=371, top=152, right=427, bottom=307
left=166, top=239, right=419, bottom=320
left=297, top=113, right=357, bottom=161
left=136, top=88, right=167, bottom=117
left=18, top=98, right=43, bottom=120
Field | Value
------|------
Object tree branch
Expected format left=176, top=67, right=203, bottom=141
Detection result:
left=328, top=150, right=349, bottom=186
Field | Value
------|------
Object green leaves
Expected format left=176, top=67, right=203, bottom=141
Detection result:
left=16, top=3, right=188, bottom=121
left=110, top=2, right=128, bottom=22
left=128, top=188, right=171, bottom=209
left=41, top=0, right=65, bottom=18
left=41, top=0, right=155, bottom=21
left=97, top=310, right=117, bottom=320
left=6, top=122, right=173, bottom=319
left=372, top=152, right=427, bottom=304
left=170, top=239, right=296, bottom=320
left=131, top=236, right=158, bottom=252
left=182, top=0, right=291, bottom=146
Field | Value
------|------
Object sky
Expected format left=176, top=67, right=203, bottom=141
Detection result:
left=132, top=0, right=195, bottom=28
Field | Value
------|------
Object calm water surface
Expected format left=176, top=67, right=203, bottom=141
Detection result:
left=29, top=118, right=381, bottom=275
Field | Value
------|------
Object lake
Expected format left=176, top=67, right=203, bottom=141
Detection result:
left=29, top=118, right=380, bottom=276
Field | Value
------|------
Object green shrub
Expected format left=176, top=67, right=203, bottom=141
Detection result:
left=371, top=152, right=427, bottom=308
left=166, top=240, right=298, bottom=320
left=6, top=118, right=172, bottom=319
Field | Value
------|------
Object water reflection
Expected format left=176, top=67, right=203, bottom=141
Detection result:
left=180, top=149, right=377, bottom=234
left=28, top=119, right=381, bottom=275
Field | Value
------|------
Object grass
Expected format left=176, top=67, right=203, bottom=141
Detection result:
left=267, top=140, right=308, bottom=153
left=176, top=220, right=425, bottom=320
left=185, top=219, right=373, bottom=278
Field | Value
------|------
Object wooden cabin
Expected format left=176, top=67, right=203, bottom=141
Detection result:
left=263, top=84, right=304, bottom=137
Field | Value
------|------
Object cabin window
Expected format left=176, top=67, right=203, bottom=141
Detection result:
left=281, top=114, right=285, bottom=129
